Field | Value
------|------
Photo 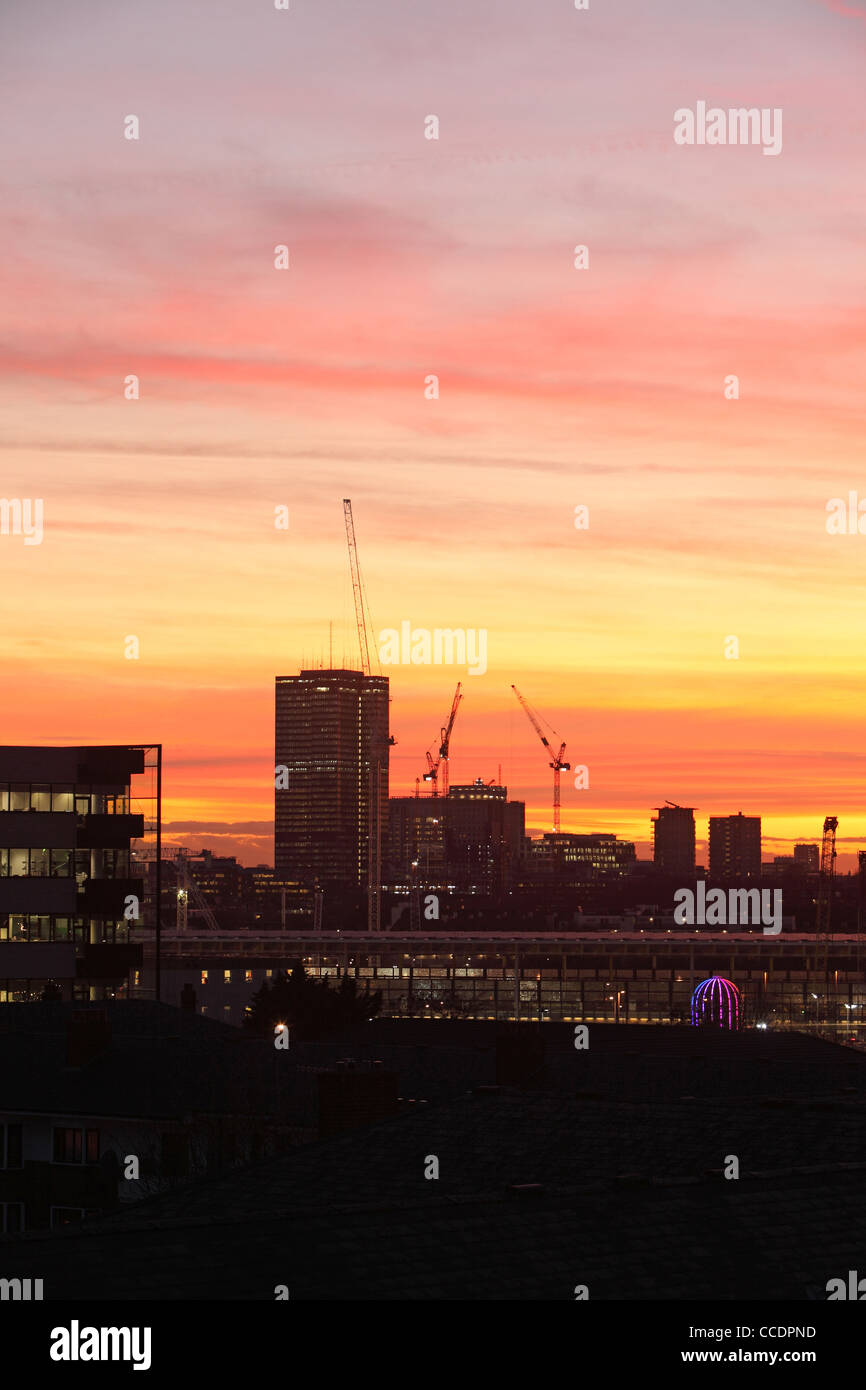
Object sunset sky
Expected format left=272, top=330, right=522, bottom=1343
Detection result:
left=1, top=0, right=865, bottom=866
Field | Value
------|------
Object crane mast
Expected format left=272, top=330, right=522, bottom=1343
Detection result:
left=423, top=683, right=463, bottom=797
left=512, top=684, right=570, bottom=833
left=343, top=498, right=372, bottom=676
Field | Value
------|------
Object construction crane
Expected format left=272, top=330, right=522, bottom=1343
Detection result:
left=423, top=683, right=463, bottom=797
left=343, top=498, right=373, bottom=676
left=131, top=847, right=221, bottom=933
left=176, top=852, right=221, bottom=933
left=343, top=498, right=395, bottom=750
left=512, top=684, right=571, bottom=833
left=816, top=815, right=838, bottom=1005
left=342, top=500, right=389, bottom=930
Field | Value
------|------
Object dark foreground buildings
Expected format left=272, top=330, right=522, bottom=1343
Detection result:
left=2, top=1019, right=865, bottom=1299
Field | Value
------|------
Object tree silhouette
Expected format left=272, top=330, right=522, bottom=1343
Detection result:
left=243, top=964, right=382, bottom=1040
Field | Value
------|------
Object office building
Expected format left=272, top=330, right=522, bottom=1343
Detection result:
left=794, top=844, right=819, bottom=873
left=386, top=797, right=446, bottom=886
left=274, top=670, right=390, bottom=889
left=445, top=780, right=524, bottom=895
left=708, top=812, right=761, bottom=881
left=529, top=832, right=636, bottom=883
left=0, top=745, right=155, bottom=1002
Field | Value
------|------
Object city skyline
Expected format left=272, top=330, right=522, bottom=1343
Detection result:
left=2, top=0, right=865, bottom=866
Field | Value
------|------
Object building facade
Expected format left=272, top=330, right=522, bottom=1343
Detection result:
left=0, top=746, right=154, bottom=1001
left=275, top=670, right=390, bottom=889
left=794, top=843, right=819, bottom=872
left=528, top=832, right=636, bottom=883
left=709, top=812, right=761, bottom=881
left=445, top=781, right=524, bottom=895
left=386, top=797, right=446, bottom=887
left=652, top=804, right=696, bottom=876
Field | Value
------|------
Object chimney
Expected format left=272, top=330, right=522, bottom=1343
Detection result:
left=66, top=1009, right=111, bottom=1068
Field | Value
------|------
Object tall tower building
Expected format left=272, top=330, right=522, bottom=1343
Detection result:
left=652, top=803, right=696, bottom=876
left=274, top=670, right=389, bottom=890
left=708, top=812, right=761, bottom=881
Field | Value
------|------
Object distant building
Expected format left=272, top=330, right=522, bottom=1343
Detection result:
left=529, top=833, right=636, bottom=883
left=187, top=850, right=245, bottom=906
left=245, top=867, right=308, bottom=924
left=0, top=745, right=154, bottom=1002
left=386, top=797, right=446, bottom=886
left=708, top=812, right=761, bottom=881
left=794, top=843, right=819, bottom=873
left=445, top=781, right=524, bottom=895
left=652, top=804, right=696, bottom=876
left=274, top=670, right=390, bottom=889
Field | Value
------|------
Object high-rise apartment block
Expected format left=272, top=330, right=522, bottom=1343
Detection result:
left=652, top=804, right=696, bottom=876
left=708, top=812, right=761, bottom=880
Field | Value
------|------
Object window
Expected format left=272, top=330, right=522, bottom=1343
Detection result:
left=223, top=970, right=231, bottom=984
left=30, top=786, right=51, bottom=812
left=29, top=848, right=50, bottom=878
left=52, top=1127, right=99, bottom=1165
left=50, top=850, right=71, bottom=877
left=0, top=849, right=6, bottom=876
left=50, top=1207, right=85, bottom=1228
left=245, top=970, right=252, bottom=983
left=0, top=1124, right=22, bottom=1169
left=9, top=785, right=28, bottom=813
left=1, top=1204, right=23, bottom=1234
left=0, top=785, right=8, bottom=811
left=51, top=787, right=73, bottom=812
left=8, top=849, right=27, bottom=877
left=200, top=970, right=208, bottom=984
left=53, top=1128, right=81, bottom=1164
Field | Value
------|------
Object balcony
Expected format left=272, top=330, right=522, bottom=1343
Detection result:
left=77, top=878, right=144, bottom=916
left=76, top=813, right=144, bottom=849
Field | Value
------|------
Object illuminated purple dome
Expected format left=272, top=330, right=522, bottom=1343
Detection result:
left=691, top=976, right=741, bottom=1030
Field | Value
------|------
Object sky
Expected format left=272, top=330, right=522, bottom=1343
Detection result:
left=1, top=0, right=865, bottom=866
